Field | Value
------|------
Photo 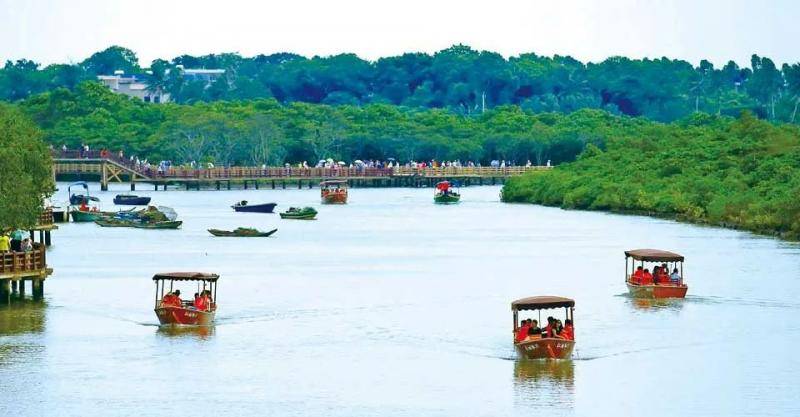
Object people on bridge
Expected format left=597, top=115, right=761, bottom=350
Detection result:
left=21, top=238, right=33, bottom=252
left=0, top=233, right=10, bottom=253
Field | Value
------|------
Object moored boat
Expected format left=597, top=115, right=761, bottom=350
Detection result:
left=68, top=182, right=99, bottom=206
left=232, top=201, right=277, bottom=213
left=279, top=207, right=318, bottom=220
left=434, top=181, right=461, bottom=203
left=208, top=227, right=278, bottom=237
left=512, top=296, right=576, bottom=360
left=624, top=249, right=688, bottom=299
left=321, top=180, right=348, bottom=204
left=113, top=194, right=151, bottom=205
left=153, top=272, right=218, bottom=326
left=71, top=209, right=106, bottom=222
left=133, top=220, right=183, bottom=229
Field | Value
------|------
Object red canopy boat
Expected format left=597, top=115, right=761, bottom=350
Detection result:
left=153, top=272, right=219, bottom=326
left=321, top=180, right=348, bottom=204
left=624, top=249, right=688, bottom=299
left=512, top=296, right=576, bottom=360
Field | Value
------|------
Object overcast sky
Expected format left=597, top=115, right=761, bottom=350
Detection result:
left=1, top=0, right=797, bottom=68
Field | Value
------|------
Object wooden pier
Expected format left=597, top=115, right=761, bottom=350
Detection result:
left=53, top=151, right=549, bottom=191
left=0, top=210, right=57, bottom=304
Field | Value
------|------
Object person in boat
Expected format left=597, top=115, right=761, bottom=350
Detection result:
left=559, top=319, right=575, bottom=341
left=641, top=268, right=654, bottom=285
left=173, top=290, right=182, bottom=306
left=201, top=289, right=213, bottom=308
left=543, top=317, right=555, bottom=337
left=632, top=266, right=644, bottom=284
left=515, top=319, right=531, bottom=342
left=193, top=292, right=207, bottom=311
left=554, top=319, right=563, bottom=337
left=670, top=268, right=681, bottom=284
left=526, top=320, right=542, bottom=340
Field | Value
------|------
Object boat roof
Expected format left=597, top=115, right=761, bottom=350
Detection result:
left=625, top=249, right=684, bottom=262
left=152, top=272, right=219, bottom=282
left=512, top=296, right=575, bottom=310
left=68, top=181, right=89, bottom=189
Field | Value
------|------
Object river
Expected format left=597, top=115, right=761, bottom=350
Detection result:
left=1, top=183, right=799, bottom=416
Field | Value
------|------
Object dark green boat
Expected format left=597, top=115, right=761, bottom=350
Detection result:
left=95, top=218, right=134, bottom=227
left=434, top=181, right=461, bottom=204
left=208, top=227, right=278, bottom=237
left=132, top=221, right=183, bottom=229
left=279, top=207, right=318, bottom=220
left=71, top=210, right=106, bottom=222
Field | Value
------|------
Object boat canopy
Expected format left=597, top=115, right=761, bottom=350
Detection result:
left=152, top=272, right=219, bottom=282
left=512, top=296, right=575, bottom=311
left=625, top=249, right=684, bottom=262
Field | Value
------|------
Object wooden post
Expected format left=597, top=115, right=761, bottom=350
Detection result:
left=11, top=280, right=18, bottom=294
left=255, top=181, right=259, bottom=190
left=216, top=181, right=220, bottom=190
left=227, top=181, right=231, bottom=190
left=271, top=180, right=276, bottom=189
left=1, top=279, right=10, bottom=304
left=282, top=181, right=286, bottom=189
left=298, top=180, right=302, bottom=189
left=101, top=162, right=109, bottom=191
left=32, top=280, right=43, bottom=301
left=130, top=178, right=136, bottom=191
left=45, top=231, right=51, bottom=246
left=244, top=180, right=248, bottom=190
left=18, top=280, right=25, bottom=296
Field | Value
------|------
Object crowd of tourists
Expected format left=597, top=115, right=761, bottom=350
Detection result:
left=0, top=231, right=34, bottom=253
left=630, top=264, right=682, bottom=285
left=515, top=316, right=575, bottom=343
left=159, top=289, right=214, bottom=311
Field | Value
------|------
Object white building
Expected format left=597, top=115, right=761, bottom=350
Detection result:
left=97, top=70, right=170, bottom=103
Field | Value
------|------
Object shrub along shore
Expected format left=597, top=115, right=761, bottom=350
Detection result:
left=501, top=112, right=800, bottom=240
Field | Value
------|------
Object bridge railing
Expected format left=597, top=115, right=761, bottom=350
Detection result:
left=0, top=243, right=47, bottom=276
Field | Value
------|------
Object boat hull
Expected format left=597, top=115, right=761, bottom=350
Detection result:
left=70, top=210, right=104, bottom=222
left=154, top=306, right=215, bottom=326
left=133, top=221, right=183, bottom=229
left=434, top=194, right=461, bottom=204
left=626, top=282, right=688, bottom=299
left=114, top=196, right=151, bottom=205
left=232, top=203, right=277, bottom=213
left=515, top=338, right=575, bottom=359
left=280, top=213, right=317, bottom=220
left=321, top=192, right=347, bottom=204
left=208, top=228, right=277, bottom=237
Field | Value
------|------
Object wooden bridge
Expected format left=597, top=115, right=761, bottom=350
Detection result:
left=53, top=151, right=549, bottom=191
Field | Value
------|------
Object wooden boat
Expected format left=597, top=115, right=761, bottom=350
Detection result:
left=132, top=220, right=182, bottom=229
left=512, top=296, right=576, bottom=360
left=624, top=249, right=688, bottom=299
left=208, top=227, right=277, bottom=237
left=113, top=194, right=151, bottom=205
left=232, top=201, right=277, bottom=213
left=434, top=181, right=461, bottom=204
left=153, top=272, right=218, bottom=326
left=321, top=180, right=348, bottom=204
left=70, top=209, right=105, bottom=222
left=279, top=207, right=317, bottom=220
left=95, top=218, right=134, bottom=227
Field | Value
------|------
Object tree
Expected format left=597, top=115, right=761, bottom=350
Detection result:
left=0, top=103, right=54, bottom=229
left=81, top=46, right=140, bottom=75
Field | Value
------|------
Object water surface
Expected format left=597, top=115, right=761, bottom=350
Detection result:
left=1, top=184, right=799, bottom=416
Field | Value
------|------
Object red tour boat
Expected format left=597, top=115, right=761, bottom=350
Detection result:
left=624, top=249, right=688, bottom=299
left=320, top=180, right=348, bottom=204
left=153, top=272, right=219, bottom=326
left=512, top=296, right=576, bottom=360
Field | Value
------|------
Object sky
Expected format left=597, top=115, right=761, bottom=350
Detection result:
left=0, top=0, right=798, bottom=68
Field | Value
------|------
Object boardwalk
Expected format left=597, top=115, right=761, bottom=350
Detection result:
left=53, top=151, right=549, bottom=190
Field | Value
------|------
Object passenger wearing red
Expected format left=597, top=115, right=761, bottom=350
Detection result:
left=632, top=266, right=644, bottom=284
left=515, top=319, right=531, bottom=342
left=543, top=316, right=556, bottom=337
left=559, top=319, right=575, bottom=341
left=193, top=292, right=206, bottom=311
left=172, top=290, right=182, bottom=306
left=641, top=269, right=654, bottom=285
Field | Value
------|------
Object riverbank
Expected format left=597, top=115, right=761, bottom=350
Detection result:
left=501, top=112, right=800, bottom=240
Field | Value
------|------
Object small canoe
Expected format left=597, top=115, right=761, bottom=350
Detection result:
left=114, top=194, right=151, bottom=205
left=434, top=193, right=461, bottom=204
left=232, top=201, right=277, bottom=213
left=279, top=207, right=318, bottom=220
left=132, top=221, right=183, bottom=229
left=208, top=228, right=278, bottom=237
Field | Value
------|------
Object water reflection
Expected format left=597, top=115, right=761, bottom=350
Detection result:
left=0, top=300, right=47, bottom=335
left=625, top=297, right=685, bottom=312
left=513, top=360, right=574, bottom=409
left=156, top=325, right=215, bottom=339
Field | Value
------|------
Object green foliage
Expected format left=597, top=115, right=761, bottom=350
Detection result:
left=502, top=112, right=800, bottom=239
left=0, top=104, right=54, bottom=229
left=2, top=46, right=800, bottom=124
left=20, top=82, right=624, bottom=166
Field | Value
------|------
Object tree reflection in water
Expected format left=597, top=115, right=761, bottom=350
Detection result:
left=0, top=300, right=47, bottom=368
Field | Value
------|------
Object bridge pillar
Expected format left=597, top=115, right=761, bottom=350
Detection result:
left=130, top=182, right=136, bottom=191
left=1, top=279, right=10, bottom=304
left=19, top=280, right=25, bottom=296
left=32, top=280, right=43, bottom=301
left=100, top=162, right=109, bottom=191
